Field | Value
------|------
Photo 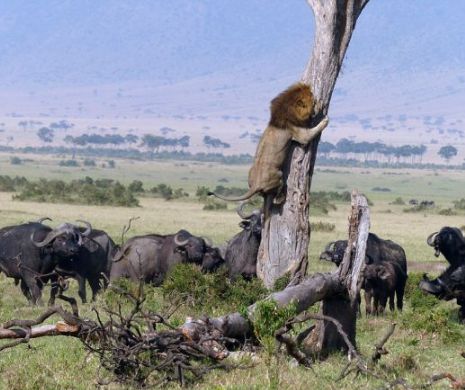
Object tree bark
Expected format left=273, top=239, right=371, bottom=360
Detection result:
left=303, top=192, right=369, bottom=355
left=257, top=0, right=370, bottom=288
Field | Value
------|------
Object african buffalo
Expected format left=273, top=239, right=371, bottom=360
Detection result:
left=320, top=233, right=407, bottom=314
left=0, top=221, right=91, bottom=304
left=224, top=204, right=262, bottom=279
left=110, top=229, right=222, bottom=284
left=363, top=262, right=401, bottom=315
left=421, top=227, right=465, bottom=321
left=50, top=225, right=117, bottom=304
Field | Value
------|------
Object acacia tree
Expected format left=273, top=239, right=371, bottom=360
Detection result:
left=257, top=0, right=370, bottom=288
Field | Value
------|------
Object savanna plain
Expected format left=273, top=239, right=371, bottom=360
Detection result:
left=0, top=152, right=464, bottom=389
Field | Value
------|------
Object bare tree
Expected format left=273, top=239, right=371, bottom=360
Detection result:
left=257, top=0, right=370, bottom=288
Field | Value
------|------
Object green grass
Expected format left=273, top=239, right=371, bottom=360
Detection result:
left=0, top=152, right=465, bottom=389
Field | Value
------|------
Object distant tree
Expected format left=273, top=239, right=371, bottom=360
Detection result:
left=438, top=145, right=458, bottom=163
left=141, top=134, right=164, bottom=153
left=125, top=134, right=139, bottom=145
left=37, top=127, right=54, bottom=143
left=18, top=120, right=28, bottom=131
left=49, top=120, right=74, bottom=131
left=178, top=135, right=190, bottom=149
left=203, top=135, right=230, bottom=149
left=318, top=141, right=335, bottom=158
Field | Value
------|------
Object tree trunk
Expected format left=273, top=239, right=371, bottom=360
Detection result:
left=257, top=0, right=370, bottom=288
left=303, top=192, right=369, bottom=355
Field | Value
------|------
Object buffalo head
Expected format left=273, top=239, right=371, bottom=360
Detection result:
left=319, top=240, right=347, bottom=266
left=363, top=263, right=394, bottom=290
left=173, top=229, right=206, bottom=264
left=201, top=246, right=224, bottom=272
left=426, top=227, right=465, bottom=267
left=31, top=220, right=92, bottom=258
left=236, top=203, right=262, bottom=237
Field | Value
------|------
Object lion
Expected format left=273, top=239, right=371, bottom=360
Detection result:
left=209, top=82, right=329, bottom=203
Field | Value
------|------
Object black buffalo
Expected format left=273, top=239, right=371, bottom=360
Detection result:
left=110, top=229, right=223, bottom=284
left=224, top=204, right=262, bottom=279
left=421, top=227, right=465, bottom=321
left=50, top=225, right=117, bottom=304
left=0, top=221, right=92, bottom=304
left=320, top=233, right=407, bottom=314
left=363, top=262, right=402, bottom=315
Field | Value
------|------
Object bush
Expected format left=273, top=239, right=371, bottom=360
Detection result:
left=83, top=158, right=96, bottom=167
left=150, top=183, right=173, bottom=200
left=402, top=273, right=463, bottom=343
left=59, top=159, right=79, bottom=167
left=310, top=221, right=336, bottom=232
left=10, top=156, right=22, bottom=165
left=453, top=198, right=465, bottom=210
left=438, top=208, right=457, bottom=216
left=391, top=197, right=405, bottom=205
left=196, top=186, right=210, bottom=201
left=128, top=180, right=144, bottom=193
left=13, top=176, right=139, bottom=207
left=203, top=198, right=227, bottom=210
left=0, top=175, right=28, bottom=192
left=162, top=264, right=267, bottom=314
left=252, top=299, right=297, bottom=350
left=372, top=187, right=391, bottom=192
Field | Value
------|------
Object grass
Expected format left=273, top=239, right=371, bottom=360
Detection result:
left=0, top=153, right=465, bottom=388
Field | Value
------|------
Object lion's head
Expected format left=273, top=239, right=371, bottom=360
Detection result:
left=269, top=83, right=314, bottom=128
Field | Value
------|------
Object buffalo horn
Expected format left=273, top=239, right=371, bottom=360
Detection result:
left=174, top=231, right=190, bottom=246
left=426, top=232, right=438, bottom=246
left=76, top=220, right=92, bottom=237
left=31, top=228, right=64, bottom=248
left=324, top=241, right=336, bottom=252
left=36, top=217, right=52, bottom=224
left=236, top=202, right=255, bottom=220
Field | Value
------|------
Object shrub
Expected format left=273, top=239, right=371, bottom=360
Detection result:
left=438, top=208, right=457, bottom=216
left=391, top=197, right=405, bottom=205
left=372, top=187, right=391, bottom=192
left=59, top=159, right=79, bottom=167
left=0, top=175, right=28, bottom=192
left=13, top=176, right=139, bottom=207
left=196, top=186, right=210, bottom=201
left=10, top=156, right=22, bottom=165
left=162, top=264, right=267, bottom=314
left=128, top=180, right=144, bottom=193
left=203, top=198, right=227, bottom=210
left=83, top=158, right=96, bottom=167
left=402, top=273, right=463, bottom=343
left=453, top=198, right=465, bottom=210
left=252, top=299, right=297, bottom=350
left=150, top=183, right=173, bottom=200
left=310, top=221, right=336, bottom=232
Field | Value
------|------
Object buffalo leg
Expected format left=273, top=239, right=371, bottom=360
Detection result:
left=373, top=294, right=380, bottom=316
left=388, top=292, right=395, bottom=312
left=19, top=279, right=32, bottom=302
left=364, top=290, right=373, bottom=315
left=76, top=275, right=87, bottom=303
left=23, top=275, right=43, bottom=305
left=88, top=277, right=101, bottom=301
left=396, top=281, right=405, bottom=311
left=378, top=294, right=387, bottom=315
left=458, top=298, right=465, bottom=323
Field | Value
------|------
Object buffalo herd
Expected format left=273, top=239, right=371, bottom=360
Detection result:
left=0, top=212, right=464, bottom=322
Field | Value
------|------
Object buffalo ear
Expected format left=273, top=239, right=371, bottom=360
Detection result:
left=239, top=221, right=251, bottom=230
left=82, top=237, right=100, bottom=253
left=378, top=267, right=391, bottom=280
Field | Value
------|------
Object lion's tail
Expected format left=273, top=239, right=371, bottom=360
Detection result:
left=207, top=189, right=257, bottom=202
